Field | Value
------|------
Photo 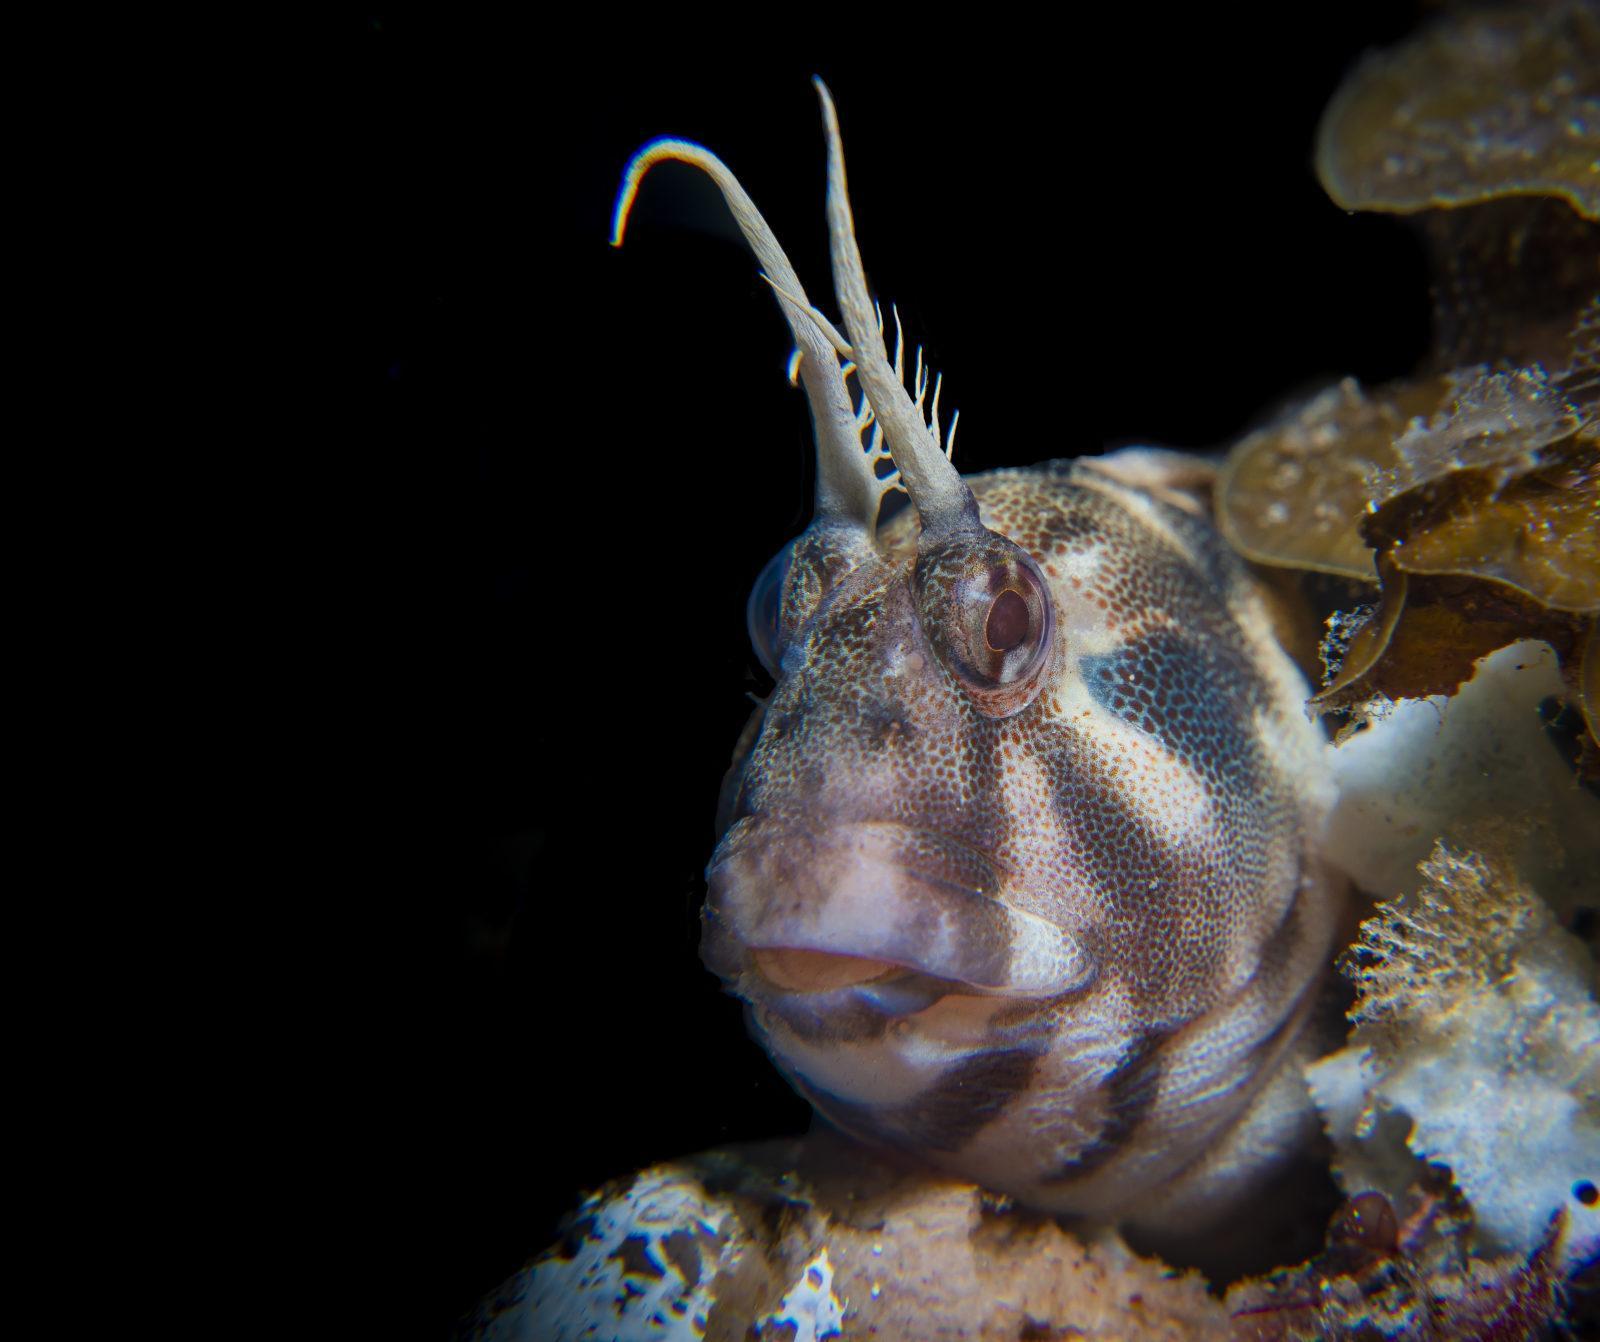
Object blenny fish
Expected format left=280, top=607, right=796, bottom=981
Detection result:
left=611, top=82, right=1342, bottom=1231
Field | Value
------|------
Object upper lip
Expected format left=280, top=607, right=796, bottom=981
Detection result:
left=703, top=818, right=1097, bottom=999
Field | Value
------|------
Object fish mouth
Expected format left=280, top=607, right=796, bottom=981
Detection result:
left=702, top=819, right=1097, bottom=1013
left=749, top=946, right=902, bottom=992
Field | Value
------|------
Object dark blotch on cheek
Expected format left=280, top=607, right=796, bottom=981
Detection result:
left=985, top=589, right=1029, bottom=652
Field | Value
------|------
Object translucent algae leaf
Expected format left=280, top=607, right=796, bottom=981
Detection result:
left=1316, top=2, right=1600, bottom=222
left=1216, top=377, right=1447, bottom=582
left=1234, top=360, right=1600, bottom=724
left=1368, top=366, right=1579, bottom=504
left=1308, top=555, right=1593, bottom=720
left=1364, top=372, right=1598, bottom=613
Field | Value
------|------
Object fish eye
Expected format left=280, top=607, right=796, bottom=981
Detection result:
left=746, top=542, right=794, bottom=677
left=915, top=537, right=1054, bottom=717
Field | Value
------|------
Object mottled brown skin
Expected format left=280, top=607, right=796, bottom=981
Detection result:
left=703, top=460, right=1341, bottom=1229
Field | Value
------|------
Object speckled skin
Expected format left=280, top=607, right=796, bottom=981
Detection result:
left=703, top=461, right=1341, bottom=1227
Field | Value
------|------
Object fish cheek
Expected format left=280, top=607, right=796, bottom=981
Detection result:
left=714, top=701, right=766, bottom=835
left=786, top=583, right=938, bottom=808
left=1049, top=742, right=1240, bottom=1027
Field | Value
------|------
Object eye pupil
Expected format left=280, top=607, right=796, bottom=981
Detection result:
left=985, top=589, right=1030, bottom=652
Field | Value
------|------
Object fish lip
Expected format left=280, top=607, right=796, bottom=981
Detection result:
left=702, top=818, right=1098, bottom=1001
left=752, top=970, right=961, bottom=1028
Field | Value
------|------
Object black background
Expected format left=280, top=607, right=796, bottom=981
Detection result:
left=355, top=8, right=1432, bottom=1335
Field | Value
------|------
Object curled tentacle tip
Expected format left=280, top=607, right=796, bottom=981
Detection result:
left=609, top=143, right=660, bottom=247
left=608, top=146, right=655, bottom=247
left=610, top=136, right=702, bottom=248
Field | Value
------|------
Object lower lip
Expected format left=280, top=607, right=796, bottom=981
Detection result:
left=752, top=946, right=901, bottom=991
